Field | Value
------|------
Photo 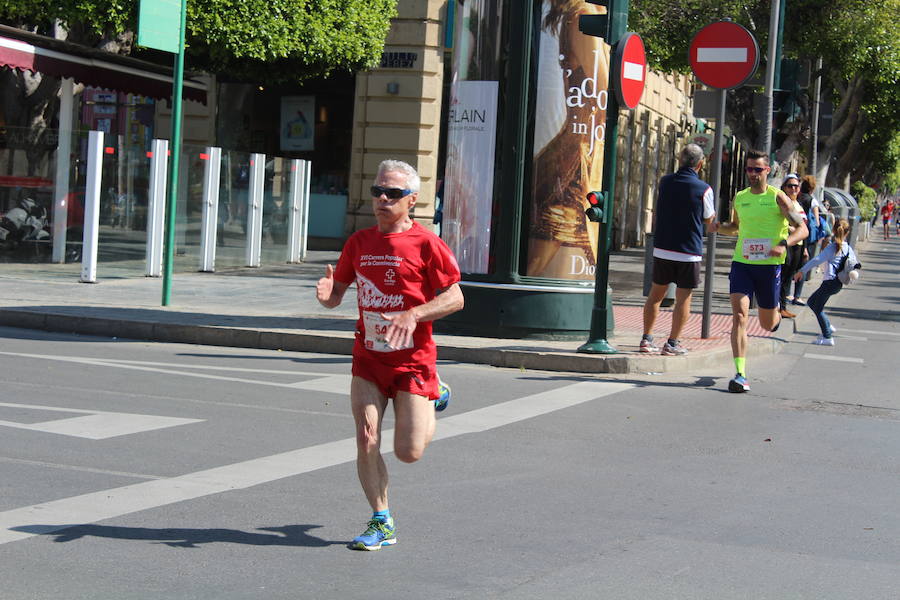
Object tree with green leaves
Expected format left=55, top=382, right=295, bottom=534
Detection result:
left=629, top=0, right=900, bottom=190
left=0, top=0, right=397, bottom=173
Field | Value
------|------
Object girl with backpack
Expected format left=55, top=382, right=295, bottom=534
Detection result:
left=793, top=219, right=860, bottom=346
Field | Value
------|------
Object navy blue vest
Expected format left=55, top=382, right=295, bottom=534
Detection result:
left=654, top=167, right=711, bottom=256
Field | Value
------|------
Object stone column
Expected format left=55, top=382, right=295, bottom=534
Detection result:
left=347, top=0, right=446, bottom=233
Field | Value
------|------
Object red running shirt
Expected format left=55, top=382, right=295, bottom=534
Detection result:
left=334, top=222, right=461, bottom=367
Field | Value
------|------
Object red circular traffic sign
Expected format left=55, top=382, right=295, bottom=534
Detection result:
left=611, top=33, right=646, bottom=109
left=689, top=21, right=759, bottom=89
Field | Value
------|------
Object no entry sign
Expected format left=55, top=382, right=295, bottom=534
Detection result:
left=689, top=21, right=759, bottom=89
left=611, top=33, right=646, bottom=110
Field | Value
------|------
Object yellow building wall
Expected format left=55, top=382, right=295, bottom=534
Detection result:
left=347, top=0, right=445, bottom=233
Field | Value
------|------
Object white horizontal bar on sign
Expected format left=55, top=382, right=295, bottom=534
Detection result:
left=697, top=47, right=748, bottom=63
left=623, top=62, right=644, bottom=81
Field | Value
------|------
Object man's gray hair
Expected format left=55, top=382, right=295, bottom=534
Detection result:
left=679, top=143, right=705, bottom=169
left=376, top=159, right=420, bottom=193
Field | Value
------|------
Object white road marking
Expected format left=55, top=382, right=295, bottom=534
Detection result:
left=697, top=47, right=747, bottom=62
left=623, top=61, right=644, bottom=81
left=0, top=351, right=351, bottom=394
left=0, top=456, right=162, bottom=480
left=848, top=329, right=900, bottom=337
left=0, top=380, right=633, bottom=545
left=0, top=402, right=203, bottom=439
left=286, top=375, right=353, bottom=393
left=803, top=353, right=864, bottom=364
left=832, top=335, right=868, bottom=341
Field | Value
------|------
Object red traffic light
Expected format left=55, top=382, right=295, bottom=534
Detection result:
left=586, top=191, right=602, bottom=206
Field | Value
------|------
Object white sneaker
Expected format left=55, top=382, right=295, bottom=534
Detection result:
left=812, top=335, right=835, bottom=346
left=830, top=325, right=837, bottom=334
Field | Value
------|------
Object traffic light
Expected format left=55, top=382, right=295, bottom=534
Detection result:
left=585, top=191, right=607, bottom=223
left=578, top=0, right=628, bottom=44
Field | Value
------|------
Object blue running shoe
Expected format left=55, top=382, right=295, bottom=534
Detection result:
left=728, top=373, right=750, bottom=393
left=351, top=518, right=396, bottom=551
left=435, top=379, right=451, bottom=412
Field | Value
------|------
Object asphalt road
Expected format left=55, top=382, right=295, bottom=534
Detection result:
left=0, top=240, right=898, bottom=599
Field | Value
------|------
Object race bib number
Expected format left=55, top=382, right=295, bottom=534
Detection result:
left=363, top=311, right=413, bottom=353
left=742, top=238, right=771, bottom=261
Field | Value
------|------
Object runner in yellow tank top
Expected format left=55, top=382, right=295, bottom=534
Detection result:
left=714, top=150, right=808, bottom=393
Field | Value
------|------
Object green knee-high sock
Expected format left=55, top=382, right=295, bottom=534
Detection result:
left=734, top=357, right=746, bottom=376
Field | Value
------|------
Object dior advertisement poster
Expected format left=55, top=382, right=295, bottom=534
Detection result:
left=526, top=0, right=609, bottom=280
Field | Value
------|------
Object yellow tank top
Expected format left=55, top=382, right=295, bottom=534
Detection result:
left=732, top=185, right=789, bottom=265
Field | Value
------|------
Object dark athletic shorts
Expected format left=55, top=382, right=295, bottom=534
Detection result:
left=728, top=261, right=782, bottom=309
left=352, top=355, right=439, bottom=400
left=652, top=257, right=702, bottom=289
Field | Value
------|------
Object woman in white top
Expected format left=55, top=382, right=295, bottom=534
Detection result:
left=794, top=219, right=860, bottom=346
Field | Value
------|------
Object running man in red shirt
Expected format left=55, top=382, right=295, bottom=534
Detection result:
left=316, top=159, right=464, bottom=550
left=881, top=199, right=895, bottom=240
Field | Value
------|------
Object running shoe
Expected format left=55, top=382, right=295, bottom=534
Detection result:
left=350, top=519, right=396, bottom=551
left=812, top=335, right=835, bottom=346
left=728, top=373, right=750, bottom=393
left=435, top=379, right=451, bottom=412
left=830, top=325, right=837, bottom=334
left=792, top=298, right=806, bottom=306
left=661, top=341, right=688, bottom=356
left=639, top=337, right=659, bottom=353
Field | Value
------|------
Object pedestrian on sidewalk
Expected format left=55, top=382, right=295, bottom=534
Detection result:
left=716, top=150, right=808, bottom=393
left=790, top=174, right=819, bottom=306
left=777, top=174, right=806, bottom=319
left=794, top=218, right=860, bottom=346
left=315, top=159, right=464, bottom=551
left=639, top=143, right=716, bottom=356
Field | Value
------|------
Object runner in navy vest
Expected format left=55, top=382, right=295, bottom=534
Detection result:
left=640, top=144, right=716, bottom=355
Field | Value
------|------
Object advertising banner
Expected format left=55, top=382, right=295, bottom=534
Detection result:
left=280, top=96, right=315, bottom=152
left=442, top=80, right=499, bottom=274
left=526, top=1, right=609, bottom=280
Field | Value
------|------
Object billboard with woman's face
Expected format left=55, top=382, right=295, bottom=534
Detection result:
left=526, top=0, right=608, bottom=280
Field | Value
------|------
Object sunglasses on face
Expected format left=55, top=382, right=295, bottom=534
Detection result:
left=370, top=185, right=413, bottom=200
left=784, top=183, right=800, bottom=188
left=745, top=166, right=767, bottom=174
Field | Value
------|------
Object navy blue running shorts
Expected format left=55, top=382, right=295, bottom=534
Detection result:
left=728, top=261, right=782, bottom=309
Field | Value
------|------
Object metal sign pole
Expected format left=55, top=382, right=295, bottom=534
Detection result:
left=160, top=0, right=186, bottom=305
left=701, top=89, right=726, bottom=338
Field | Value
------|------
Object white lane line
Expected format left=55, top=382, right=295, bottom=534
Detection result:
left=286, top=375, right=353, bottom=393
left=0, top=401, right=203, bottom=439
left=0, top=456, right=162, bottom=480
left=832, top=335, right=868, bottom=341
left=803, top=353, right=864, bottom=364
left=0, top=351, right=349, bottom=394
left=848, top=329, right=900, bottom=337
left=93, top=358, right=345, bottom=376
left=0, top=380, right=633, bottom=545
left=696, top=47, right=747, bottom=62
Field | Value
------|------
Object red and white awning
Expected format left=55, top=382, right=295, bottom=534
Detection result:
left=0, top=33, right=207, bottom=104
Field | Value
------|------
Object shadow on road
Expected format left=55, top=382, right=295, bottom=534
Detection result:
left=12, top=523, right=345, bottom=548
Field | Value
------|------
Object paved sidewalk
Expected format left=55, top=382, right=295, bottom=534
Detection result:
left=0, top=237, right=834, bottom=374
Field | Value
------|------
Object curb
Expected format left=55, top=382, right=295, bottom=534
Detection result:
left=0, top=307, right=788, bottom=375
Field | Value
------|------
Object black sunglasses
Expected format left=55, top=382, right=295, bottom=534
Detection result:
left=784, top=183, right=800, bottom=188
left=371, top=185, right=413, bottom=200
left=745, top=166, right=767, bottom=174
